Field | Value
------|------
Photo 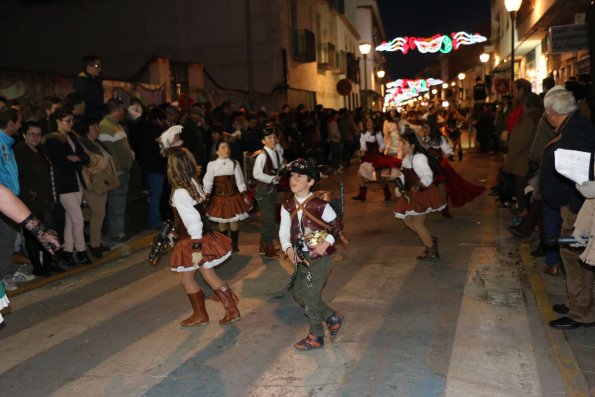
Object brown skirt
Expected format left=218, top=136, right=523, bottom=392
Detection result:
left=393, top=184, right=447, bottom=219
left=170, top=231, right=232, bottom=272
left=206, top=193, right=250, bottom=223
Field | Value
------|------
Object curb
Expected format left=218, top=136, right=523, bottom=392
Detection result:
left=7, top=232, right=156, bottom=298
left=520, top=241, right=590, bottom=397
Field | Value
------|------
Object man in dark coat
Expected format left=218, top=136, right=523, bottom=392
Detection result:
left=74, top=56, right=104, bottom=121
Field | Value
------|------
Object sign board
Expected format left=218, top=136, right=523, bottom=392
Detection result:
left=336, top=79, right=353, bottom=96
left=549, top=24, right=588, bottom=54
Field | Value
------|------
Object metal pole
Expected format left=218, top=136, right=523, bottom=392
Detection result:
left=245, top=0, right=255, bottom=110
left=510, top=10, right=516, bottom=95
left=363, top=54, right=368, bottom=109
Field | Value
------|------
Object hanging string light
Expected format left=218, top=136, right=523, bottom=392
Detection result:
left=376, top=31, right=487, bottom=54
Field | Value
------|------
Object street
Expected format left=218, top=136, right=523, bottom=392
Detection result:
left=0, top=151, right=592, bottom=397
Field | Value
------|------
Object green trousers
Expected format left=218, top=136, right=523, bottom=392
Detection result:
left=255, top=186, right=277, bottom=244
left=292, top=255, right=335, bottom=337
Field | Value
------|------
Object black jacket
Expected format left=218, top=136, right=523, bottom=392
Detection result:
left=14, top=142, right=54, bottom=215
left=74, top=72, right=104, bottom=120
left=43, top=132, right=90, bottom=194
left=540, top=111, right=595, bottom=213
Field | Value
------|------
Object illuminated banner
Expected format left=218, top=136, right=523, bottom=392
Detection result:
left=376, top=31, right=487, bottom=54
left=384, top=78, right=444, bottom=106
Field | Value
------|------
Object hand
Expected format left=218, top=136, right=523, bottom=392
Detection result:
left=285, top=247, right=298, bottom=264
left=312, top=240, right=330, bottom=256
left=576, top=181, right=595, bottom=199
left=571, top=228, right=589, bottom=247
left=192, top=251, right=203, bottom=265
left=66, top=155, right=80, bottom=162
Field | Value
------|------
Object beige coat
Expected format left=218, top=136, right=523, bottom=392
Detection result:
left=574, top=198, right=595, bottom=266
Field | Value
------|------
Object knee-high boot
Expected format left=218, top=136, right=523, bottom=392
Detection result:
left=383, top=185, right=392, bottom=201
left=230, top=230, right=239, bottom=252
left=214, top=284, right=241, bottom=325
left=352, top=186, right=367, bottom=201
left=180, top=290, right=209, bottom=327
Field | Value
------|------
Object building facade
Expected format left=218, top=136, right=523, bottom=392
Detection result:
left=0, top=0, right=386, bottom=111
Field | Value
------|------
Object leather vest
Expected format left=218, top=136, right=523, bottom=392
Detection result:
left=282, top=195, right=342, bottom=259
left=427, top=147, right=442, bottom=162
left=255, top=149, right=279, bottom=189
left=402, top=168, right=421, bottom=191
left=172, top=207, right=190, bottom=240
left=213, top=175, right=239, bottom=196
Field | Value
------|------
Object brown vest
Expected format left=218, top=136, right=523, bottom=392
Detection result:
left=282, top=195, right=342, bottom=259
left=255, top=149, right=279, bottom=189
left=213, top=175, right=239, bottom=196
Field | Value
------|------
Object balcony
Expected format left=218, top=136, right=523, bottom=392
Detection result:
left=293, top=29, right=316, bottom=63
left=318, top=42, right=337, bottom=70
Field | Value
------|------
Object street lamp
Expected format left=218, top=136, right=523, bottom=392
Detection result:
left=505, top=0, right=522, bottom=94
left=458, top=73, right=465, bottom=106
left=376, top=70, right=385, bottom=107
left=479, top=53, right=490, bottom=63
left=359, top=42, right=372, bottom=109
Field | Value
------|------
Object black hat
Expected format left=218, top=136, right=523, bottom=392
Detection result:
left=286, top=158, right=320, bottom=181
left=261, top=121, right=279, bottom=139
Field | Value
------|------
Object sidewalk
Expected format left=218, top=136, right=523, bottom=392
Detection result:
left=6, top=230, right=156, bottom=298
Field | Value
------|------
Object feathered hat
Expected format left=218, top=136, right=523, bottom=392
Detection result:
left=158, top=125, right=184, bottom=156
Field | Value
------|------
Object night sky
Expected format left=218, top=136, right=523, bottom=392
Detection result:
left=376, top=0, right=492, bottom=79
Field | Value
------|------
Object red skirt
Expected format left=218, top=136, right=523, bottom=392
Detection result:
left=206, top=193, right=250, bottom=223
left=170, top=232, right=232, bottom=271
left=373, top=155, right=402, bottom=170
left=393, top=184, right=447, bottom=219
left=442, top=160, right=485, bottom=207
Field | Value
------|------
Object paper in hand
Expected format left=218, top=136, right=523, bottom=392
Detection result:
left=554, top=149, right=592, bottom=185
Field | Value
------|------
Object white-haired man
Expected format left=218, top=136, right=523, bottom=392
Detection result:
left=540, top=86, right=595, bottom=329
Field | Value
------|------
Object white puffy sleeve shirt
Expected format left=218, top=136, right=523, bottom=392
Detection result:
left=203, top=158, right=247, bottom=194
left=171, top=182, right=205, bottom=239
left=253, top=146, right=282, bottom=184
left=279, top=193, right=337, bottom=253
left=400, top=153, right=434, bottom=187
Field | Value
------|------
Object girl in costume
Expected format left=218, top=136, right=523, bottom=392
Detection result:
left=393, top=131, right=446, bottom=261
left=203, top=140, right=250, bottom=252
left=352, top=117, right=395, bottom=202
left=163, top=141, right=240, bottom=327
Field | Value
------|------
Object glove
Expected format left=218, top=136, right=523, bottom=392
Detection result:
left=571, top=228, right=589, bottom=247
left=191, top=241, right=203, bottom=265
left=576, top=181, right=595, bottom=199
left=20, top=214, right=60, bottom=254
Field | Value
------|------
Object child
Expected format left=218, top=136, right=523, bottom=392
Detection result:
left=352, top=117, right=393, bottom=202
left=393, top=131, right=446, bottom=261
left=203, top=140, right=250, bottom=252
left=279, top=158, right=345, bottom=350
left=165, top=145, right=240, bottom=326
left=253, top=122, right=285, bottom=259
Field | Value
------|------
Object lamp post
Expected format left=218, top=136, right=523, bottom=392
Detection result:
left=505, top=0, right=522, bottom=94
left=480, top=52, right=490, bottom=100
left=359, top=42, right=372, bottom=109
left=376, top=69, right=385, bottom=109
left=458, top=72, right=465, bottom=106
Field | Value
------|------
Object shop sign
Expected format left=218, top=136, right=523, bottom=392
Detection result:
left=549, top=24, right=588, bottom=54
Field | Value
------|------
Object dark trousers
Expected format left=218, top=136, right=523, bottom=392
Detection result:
left=255, top=186, right=277, bottom=245
left=292, top=255, right=335, bottom=337
left=542, top=201, right=562, bottom=267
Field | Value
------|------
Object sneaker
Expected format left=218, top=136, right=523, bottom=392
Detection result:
left=12, top=271, right=35, bottom=282
left=2, top=275, right=18, bottom=291
left=294, top=333, right=324, bottom=351
left=112, top=233, right=129, bottom=243
left=325, top=312, right=345, bottom=341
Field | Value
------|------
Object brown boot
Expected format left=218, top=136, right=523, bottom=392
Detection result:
left=351, top=186, right=367, bottom=202
left=264, top=244, right=279, bottom=259
left=214, top=284, right=241, bottom=325
left=180, top=290, right=209, bottom=327
left=383, top=185, right=392, bottom=201
left=259, top=240, right=266, bottom=254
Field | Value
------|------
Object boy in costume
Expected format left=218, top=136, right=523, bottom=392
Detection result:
left=279, top=158, right=345, bottom=350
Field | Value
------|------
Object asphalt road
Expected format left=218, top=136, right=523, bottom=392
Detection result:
left=0, top=151, right=591, bottom=397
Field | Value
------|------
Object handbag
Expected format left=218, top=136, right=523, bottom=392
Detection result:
left=88, top=153, right=120, bottom=195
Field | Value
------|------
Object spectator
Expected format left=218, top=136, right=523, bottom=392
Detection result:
left=0, top=108, right=32, bottom=291
left=39, top=96, right=63, bottom=135
left=129, top=107, right=168, bottom=229
left=43, top=108, right=91, bottom=266
left=473, top=77, right=488, bottom=102
left=506, top=78, right=532, bottom=135
left=502, top=93, right=542, bottom=217
left=327, top=110, right=342, bottom=169
left=164, top=105, right=180, bottom=128
left=542, top=87, right=595, bottom=329
left=74, top=55, right=104, bottom=120
left=64, top=92, right=86, bottom=133
left=337, top=108, right=357, bottom=168
left=181, top=107, right=208, bottom=170
left=14, top=121, right=63, bottom=276
left=79, top=119, right=118, bottom=258
left=99, top=98, right=134, bottom=242
left=0, top=97, right=7, bottom=110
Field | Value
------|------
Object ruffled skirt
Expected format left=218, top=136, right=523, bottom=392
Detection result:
left=442, top=160, right=485, bottom=207
left=393, top=184, right=447, bottom=219
left=206, top=193, right=250, bottom=223
left=0, top=286, right=9, bottom=324
left=170, top=232, right=232, bottom=272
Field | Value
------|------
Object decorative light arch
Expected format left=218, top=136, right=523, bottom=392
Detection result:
left=376, top=31, right=487, bottom=54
